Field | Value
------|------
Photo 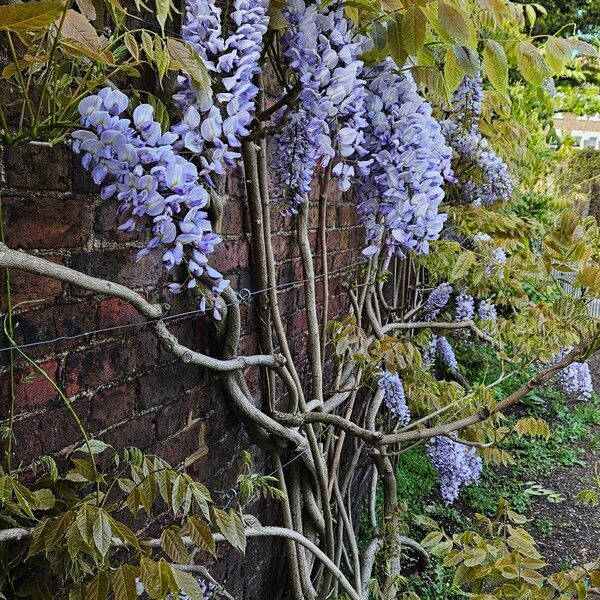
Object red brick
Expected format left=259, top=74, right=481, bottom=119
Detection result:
left=89, top=382, right=137, bottom=432
left=101, top=413, right=155, bottom=451
left=64, top=332, right=159, bottom=395
left=3, top=196, right=93, bottom=249
left=210, top=238, right=250, bottom=274
left=220, top=200, right=245, bottom=235
left=0, top=255, right=64, bottom=310
left=0, top=359, right=58, bottom=417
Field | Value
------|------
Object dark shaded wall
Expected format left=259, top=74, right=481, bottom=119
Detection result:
left=0, top=139, right=365, bottom=597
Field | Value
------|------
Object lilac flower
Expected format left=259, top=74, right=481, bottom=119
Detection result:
left=437, top=336, right=459, bottom=372
left=554, top=348, right=593, bottom=400
left=427, top=436, right=482, bottom=505
left=356, top=58, right=455, bottom=257
left=478, top=299, right=497, bottom=321
left=455, top=291, right=475, bottom=322
left=423, top=283, right=452, bottom=320
left=271, top=0, right=370, bottom=209
left=422, top=335, right=439, bottom=369
left=72, top=89, right=226, bottom=303
left=441, top=75, right=513, bottom=206
left=173, top=0, right=269, bottom=179
left=378, top=370, right=411, bottom=424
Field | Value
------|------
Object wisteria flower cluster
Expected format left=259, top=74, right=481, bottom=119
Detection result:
left=422, top=335, right=459, bottom=372
left=357, top=58, right=455, bottom=257
left=423, top=283, right=453, bottom=320
left=271, top=0, right=370, bottom=211
left=554, top=348, right=593, bottom=400
left=427, top=436, right=482, bottom=505
left=478, top=299, right=497, bottom=321
left=173, top=0, right=269, bottom=180
left=72, top=89, right=226, bottom=312
left=377, top=370, right=411, bottom=424
left=441, top=75, right=513, bottom=206
left=455, top=291, right=475, bottom=322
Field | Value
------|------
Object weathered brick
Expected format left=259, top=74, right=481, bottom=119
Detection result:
left=3, top=195, right=93, bottom=249
left=4, top=145, right=72, bottom=191
left=137, top=361, right=204, bottom=411
left=89, top=382, right=137, bottom=432
left=64, top=332, right=159, bottom=395
left=70, top=249, right=164, bottom=291
left=102, top=412, right=155, bottom=451
left=0, top=359, right=59, bottom=417
left=0, top=255, right=64, bottom=310
left=220, top=200, right=245, bottom=235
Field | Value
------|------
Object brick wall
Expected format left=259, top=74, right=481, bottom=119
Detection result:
left=0, top=141, right=365, bottom=598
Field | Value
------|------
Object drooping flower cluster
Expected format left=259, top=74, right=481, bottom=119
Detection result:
left=423, top=283, right=453, bottom=320
left=455, top=291, right=475, bottom=322
left=478, top=299, right=497, bottom=321
left=422, top=335, right=459, bottom=372
left=173, top=0, right=269, bottom=179
left=554, top=348, right=593, bottom=400
left=357, top=58, right=455, bottom=257
left=271, top=0, right=370, bottom=211
left=427, top=436, right=482, bottom=505
left=72, top=89, right=226, bottom=309
left=377, top=370, right=411, bottom=424
left=441, top=75, right=513, bottom=206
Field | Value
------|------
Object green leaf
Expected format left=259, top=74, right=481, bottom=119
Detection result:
left=93, top=510, right=112, bottom=558
left=450, top=251, right=475, bottom=281
left=451, top=44, right=479, bottom=78
left=154, top=37, right=170, bottom=85
left=402, top=6, right=426, bottom=55
left=160, top=527, right=190, bottom=564
left=33, top=488, right=55, bottom=510
left=386, top=14, right=407, bottom=69
left=77, top=439, right=111, bottom=455
left=155, top=0, right=174, bottom=33
left=371, top=21, right=387, bottom=51
left=0, top=1, right=64, bottom=32
left=483, top=40, right=508, bottom=92
left=187, top=516, right=216, bottom=557
left=166, top=37, right=210, bottom=89
left=213, top=508, right=246, bottom=553
left=171, top=569, right=202, bottom=600
left=111, top=565, right=138, bottom=600
left=567, top=36, right=598, bottom=57
left=85, top=572, right=110, bottom=600
left=109, top=516, right=141, bottom=550
left=437, top=2, right=470, bottom=43
left=140, top=558, right=169, bottom=600
left=71, top=458, right=105, bottom=483
left=517, top=40, right=551, bottom=86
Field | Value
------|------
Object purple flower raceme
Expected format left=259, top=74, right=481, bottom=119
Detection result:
left=271, top=0, right=370, bottom=211
left=441, top=75, right=513, bottom=206
left=423, top=283, right=453, bottom=320
left=455, top=291, right=475, bottom=322
left=427, top=436, right=482, bottom=505
left=478, top=299, right=497, bottom=321
left=436, top=336, right=459, bottom=372
left=357, top=58, right=455, bottom=257
left=72, top=90, right=227, bottom=315
left=377, top=370, right=411, bottom=424
left=173, top=0, right=269, bottom=180
left=553, top=348, right=593, bottom=400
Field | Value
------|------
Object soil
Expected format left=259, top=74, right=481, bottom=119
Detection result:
left=516, top=397, right=600, bottom=583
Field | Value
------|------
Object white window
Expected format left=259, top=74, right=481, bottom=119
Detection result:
left=573, top=135, right=583, bottom=147
left=584, top=136, right=598, bottom=149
